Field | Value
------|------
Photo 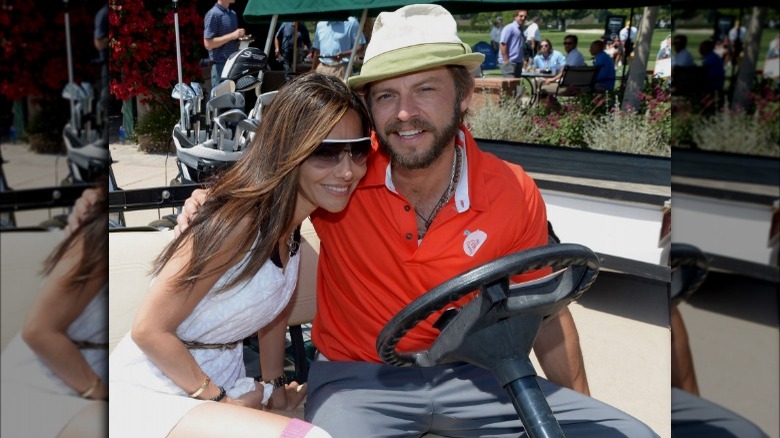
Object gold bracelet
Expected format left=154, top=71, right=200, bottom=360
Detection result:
left=189, top=376, right=211, bottom=399
left=80, top=376, right=101, bottom=399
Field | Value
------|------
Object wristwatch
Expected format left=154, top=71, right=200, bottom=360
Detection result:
left=262, top=375, right=286, bottom=391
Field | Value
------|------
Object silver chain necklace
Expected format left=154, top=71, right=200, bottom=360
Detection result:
left=415, top=147, right=461, bottom=239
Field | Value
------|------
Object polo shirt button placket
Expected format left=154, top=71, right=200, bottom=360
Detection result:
left=404, top=205, right=411, bottom=211
left=405, top=233, right=413, bottom=240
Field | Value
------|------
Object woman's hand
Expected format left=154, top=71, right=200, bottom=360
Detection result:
left=265, top=381, right=307, bottom=411
left=65, top=187, right=102, bottom=237
left=221, top=381, right=266, bottom=409
left=174, top=188, right=209, bottom=237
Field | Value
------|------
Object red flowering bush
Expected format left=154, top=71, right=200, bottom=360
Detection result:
left=0, top=2, right=96, bottom=101
left=109, top=0, right=204, bottom=106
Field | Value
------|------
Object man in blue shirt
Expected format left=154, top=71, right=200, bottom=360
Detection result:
left=532, top=39, right=566, bottom=73
left=203, top=0, right=247, bottom=89
left=699, top=39, right=725, bottom=93
left=311, top=18, right=366, bottom=79
left=498, top=9, right=528, bottom=78
left=275, top=22, right=311, bottom=76
left=590, top=40, right=616, bottom=92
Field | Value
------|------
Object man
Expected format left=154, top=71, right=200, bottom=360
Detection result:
left=94, top=3, right=109, bottom=89
left=498, top=9, right=527, bottom=78
left=725, top=20, right=747, bottom=66
left=590, top=39, right=617, bottom=92
left=657, top=35, right=672, bottom=60
left=178, top=5, right=658, bottom=437
left=671, top=34, right=695, bottom=68
left=203, top=0, right=247, bottom=90
left=524, top=16, right=543, bottom=62
left=93, top=3, right=108, bottom=61
left=274, top=21, right=311, bottom=76
left=618, top=20, right=637, bottom=66
left=310, top=17, right=366, bottom=79
left=541, top=35, right=586, bottom=93
left=489, top=17, right=503, bottom=54
left=699, top=39, right=725, bottom=96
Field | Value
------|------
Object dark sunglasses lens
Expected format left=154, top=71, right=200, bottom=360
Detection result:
left=311, top=143, right=343, bottom=162
left=309, top=140, right=371, bottom=167
left=349, top=140, right=371, bottom=164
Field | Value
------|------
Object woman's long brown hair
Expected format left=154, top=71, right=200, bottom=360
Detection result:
left=152, top=73, right=371, bottom=293
left=41, top=184, right=108, bottom=289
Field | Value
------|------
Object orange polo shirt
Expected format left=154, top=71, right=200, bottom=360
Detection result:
left=310, top=126, right=548, bottom=363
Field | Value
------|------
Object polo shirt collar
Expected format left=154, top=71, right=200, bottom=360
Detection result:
left=215, top=3, right=229, bottom=13
left=360, top=126, right=488, bottom=213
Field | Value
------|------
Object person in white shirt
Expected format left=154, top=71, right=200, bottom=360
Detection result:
left=618, top=21, right=637, bottom=66
left=524, top=16, right=542, bottom=63
left=671, top=34, right=695, bottom=68
left=489, top=17, right=503, bottom=54
left=541, top=35, right=586, bottom=93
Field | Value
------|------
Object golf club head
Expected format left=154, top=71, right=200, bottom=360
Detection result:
left=235, top=75, right=262, bottom=92
left=81, top=82, right=94, bottom=99
left=191, top=82, right=203, bottom=98
left=62, top=82, right=87, bottom=101
left=191, top=82, right=203, bottom=112
left=235, top=118, right=259, bottom=150
left=207, top=92, right=245, bottom=112
left=250, top=90, right=278, bottom=121
left=210, top=79, right=236, bottom=98
left=172, top=82, right=196, bottom=101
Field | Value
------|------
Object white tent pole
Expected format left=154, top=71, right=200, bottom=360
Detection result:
left=344, top=8, right=368, bottom=82
left=173, top=0, right=185, bottom=130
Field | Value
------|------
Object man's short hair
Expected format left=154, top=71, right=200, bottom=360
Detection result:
left=565, top=35, right=578, bottom=45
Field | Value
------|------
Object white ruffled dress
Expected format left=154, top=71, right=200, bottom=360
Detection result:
left=108, top=246, right=300, bottom=437
left=1, top=285, right=108, bottom=437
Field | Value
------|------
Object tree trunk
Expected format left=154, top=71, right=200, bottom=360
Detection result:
left=732, top=7, right=766, bottom=111
left=622, top=7, right=658, bottom=112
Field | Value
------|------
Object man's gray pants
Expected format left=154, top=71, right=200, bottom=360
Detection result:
left=305, top=358, right=659, bottom=438
left=671, top=388, right=768, bottom=437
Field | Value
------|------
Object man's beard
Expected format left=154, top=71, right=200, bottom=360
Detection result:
left=377, top=106, right=461, bottom=170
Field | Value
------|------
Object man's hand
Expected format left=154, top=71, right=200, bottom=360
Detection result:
left=64, top=187, right=103, bottom=237
left=233, top=28, right=247, bottom=40
left=173, top=188, right=209, bottom=237
left=265, top=381, right=307, bottom=411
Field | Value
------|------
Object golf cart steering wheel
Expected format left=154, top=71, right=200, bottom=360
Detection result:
left=377, top=243, right=599, bottom=367
left=376, top=244, right=599, bottom=438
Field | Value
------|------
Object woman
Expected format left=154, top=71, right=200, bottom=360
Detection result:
left=108, top=73, right=371, bottom=437
left=1, top=186, right=108, bottom=438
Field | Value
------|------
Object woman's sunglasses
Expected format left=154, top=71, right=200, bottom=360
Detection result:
left=307, top=137, right=372, bottom=168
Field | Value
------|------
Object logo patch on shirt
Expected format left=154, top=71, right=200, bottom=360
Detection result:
left=463, top=229, right=488, bottom=257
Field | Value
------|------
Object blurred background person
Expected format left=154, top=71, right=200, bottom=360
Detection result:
left=489, top=17, right=503, bottom=55
left=275, top=21, right=311, bottom=77
left=310, top=17, right=366, bottom=79
left=524, top=16, right=543, bottom=64
left=672, top=34, right=695, bottom=68
left=499, top=9, right=528, bottom=78
left=590, top=39, right=616, bottom=92
left=203, top=0, right=248, bottom=90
